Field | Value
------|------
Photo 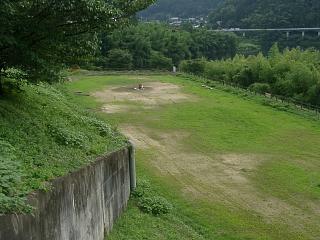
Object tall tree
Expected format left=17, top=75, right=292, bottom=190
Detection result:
left=0, top=0, right=154, bottom=81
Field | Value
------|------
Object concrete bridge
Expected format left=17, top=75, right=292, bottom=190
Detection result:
left=212, top=27, right=320, bottom=38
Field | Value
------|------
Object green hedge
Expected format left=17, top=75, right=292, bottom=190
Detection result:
left=180, top=44, right=320, bottom=106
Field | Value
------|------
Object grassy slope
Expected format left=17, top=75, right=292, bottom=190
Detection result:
left=0, top=83, right=126, bottom=214
left=66, top=74, right=320, bottom=240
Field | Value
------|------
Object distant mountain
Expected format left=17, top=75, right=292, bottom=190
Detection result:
left=139, top=0, right=223, bottom=20
left=209, top=0, right=320, bottom=28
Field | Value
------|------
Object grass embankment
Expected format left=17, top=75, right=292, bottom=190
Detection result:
left=0, top=83, right=126, bottom=214
left=67, top=73, right=320, bottom=240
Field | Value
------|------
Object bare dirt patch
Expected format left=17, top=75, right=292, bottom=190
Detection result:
left=93, top=82, right=195, bottom=113
left=101, top=104, right=130, bottom=114
left=93, top=79, right=319, bottom=237
left=119, top=125, right=320, bottom=237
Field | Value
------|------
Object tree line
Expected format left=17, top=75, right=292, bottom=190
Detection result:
left=208, top=0, right=320, bottom=53
left=139, top=0, right=222, bottom=20
left=98, top=23, right=238, bottom=70
left=180, top=44, right=320, bottom=106
left=209, top=0, right=320, bottom=29
left=0, top=0, right=154, bottom=94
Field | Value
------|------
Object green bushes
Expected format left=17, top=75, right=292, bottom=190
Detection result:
left=180, top=58, right=207, bottom=75
left=0, top=140, right=32, bottom=214
left=0, top=83, right=126, bottom=214
left=48, top=124, right=88, bottom=149
left=0, top=68, right=27, bottom=95
left=106, top=49, right=133, bottom=70
left=237, top=42, right=261, bottom=56
left=137, top=196, right=172, bottom=215
left=248, top=83, right=271, bottom=94
left=150, top=51, right=173, bottom=70
left=132, top=178, right=173, bottom=216
left=101, top=23, right=238, bottom=70
left=180, top=44, right=320, bottom=106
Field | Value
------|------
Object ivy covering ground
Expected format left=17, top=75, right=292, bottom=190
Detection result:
left=0, top=83, right=127, bottom=214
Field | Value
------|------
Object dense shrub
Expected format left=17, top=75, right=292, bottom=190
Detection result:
left=132, top=178, right=173, bottom=216
left=0, top=140, right=32, bottom=214
left=138, top=196, right=173, bottom=215
left=180, top=44, right=320, bottom=106
left=249, top=83, right=271, bottom=94
left=131, top=179, right=152, bottom=198
left=106, top=49, right=133, bottom=70
left=48, top=124, right=88, bottom=148
left=0, top=68, right=27, bottom=95
left=101, top=23, right=238, bottom=69
left=81, top=116, right=114, bottom=137
left=150, top=51, right=173, bottom=70
left=180, top=58, right=206, bottom=75
left=0, top=83, right=127, bottom=213
left=238, top=43, right=261, bottom=56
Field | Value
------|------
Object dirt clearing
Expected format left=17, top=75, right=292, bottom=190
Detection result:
left=87, top=77, right=320, bottom=239
left=93, top=82, right=195, bottom=113
left=119, top=124, right=319, bottom=238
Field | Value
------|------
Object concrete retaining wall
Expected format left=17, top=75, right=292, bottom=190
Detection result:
left=0, top=146, right=133, bottom=240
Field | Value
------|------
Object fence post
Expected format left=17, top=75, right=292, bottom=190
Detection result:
left=128, top=141, right=137, bottom=191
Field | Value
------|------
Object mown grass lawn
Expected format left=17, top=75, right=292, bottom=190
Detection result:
left=67, top=73, right=320, bottom=240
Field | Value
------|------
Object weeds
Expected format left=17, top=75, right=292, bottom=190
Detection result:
left=132, top=178, right=172, bottom=216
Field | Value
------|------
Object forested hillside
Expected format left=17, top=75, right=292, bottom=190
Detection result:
left=180, top=44, right=320, bottom=107
left=209, top=0, right=320, bottom=28
left=139, top=0, right=222, bottom=20
left=208, top=0, right=320, bottom=52
left=100, top=23, right=237, bottom=69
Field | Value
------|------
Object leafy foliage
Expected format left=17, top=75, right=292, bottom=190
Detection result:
left=131, top=179, right=152, bottom=198
left=180, top=44, right=320, bottom=106
left=132, top=178, right=172, bottom=216
left=248, top=83, right=271, bottom=94
left=191, top=30, right=238, bottom=60
left=101, top=23, right=238, bottom=69
left=139, top=0, right=222, bottom=19
left=0, top=82, right=126, bottom=213
left=209, top=0, right=320, bottom=29
left=138, top=196, right=172, bottom=215
left=0, top=0, right=154, bottom=82
left=0, top=140, right=32, bottom=214
left=0, top=68, right=27, bottom=95
left=80, top=116, right=114, bottom=137
left=149, top=51, right=173, bottom=70
left=209, top=0, right=320, bottom=52
left=48, top=124, right=88, bottom=149
left=106, top=49, right=133, bottom=70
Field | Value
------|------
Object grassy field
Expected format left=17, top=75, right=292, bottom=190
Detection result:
left=66, top=73, right=320, bottom=240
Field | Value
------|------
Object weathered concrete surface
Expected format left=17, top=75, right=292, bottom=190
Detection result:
left=0, top=147, right=132, bottom=240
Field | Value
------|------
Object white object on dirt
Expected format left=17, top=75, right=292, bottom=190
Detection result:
left=138, top=84, right=144, bottom=90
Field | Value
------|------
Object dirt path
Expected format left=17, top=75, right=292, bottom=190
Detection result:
left=93, top=82, right=196, bottom=113
left=95, top=81, right=320, bottom=239
left=120, top=125, right=319, bottom=236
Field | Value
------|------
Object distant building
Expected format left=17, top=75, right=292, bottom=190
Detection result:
left=168, top=16, right=207, bottom=28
